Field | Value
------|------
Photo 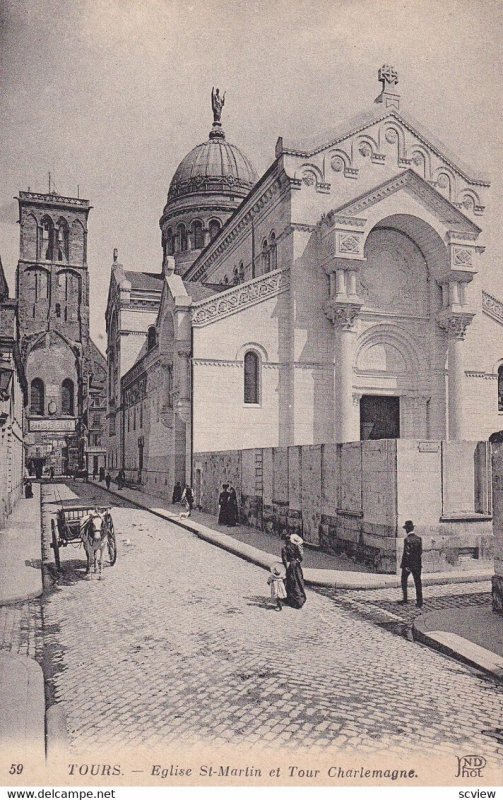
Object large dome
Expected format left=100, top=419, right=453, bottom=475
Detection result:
left=168, top=126, right=258, bottom=201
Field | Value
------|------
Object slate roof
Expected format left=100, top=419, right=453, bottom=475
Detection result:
left=183, top=281, right=223, bottom=302
left=124, top=270, right=164, bottom=291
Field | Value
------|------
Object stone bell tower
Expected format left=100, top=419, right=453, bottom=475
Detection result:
left=16, top=189, right=92, bottom=475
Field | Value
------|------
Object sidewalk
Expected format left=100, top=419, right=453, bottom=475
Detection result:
left=89, top=479, right=493, bottom=591
left=413, top=606, right=503, bottom=680
left=0, top=484, right=46, bottom=763
left=0, top=484, right=43, bottom=604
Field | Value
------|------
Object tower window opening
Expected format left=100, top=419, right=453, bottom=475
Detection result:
left=498, top=366, right=503, bottom=411
left=147, top=326, right=157, bottom=351
left=177, top=223, right=188, bottom=252
left=192, top=220, right=204, bottom=249
left=166, top=228, right=174, bottom=256
left=209, top=219, right=221, bottom=241
left=57, top=220, right=69, bottom=262
left=30, top=378, right=45, bottom=415
left=262, top=239, right=271, bottom=273
left=61, top=379, right=74, bottom=415
left=270, top=232, right=277, bottom=270
left=41, top=217, right=54, bottom=261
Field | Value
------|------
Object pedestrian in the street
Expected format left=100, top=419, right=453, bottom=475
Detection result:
left=267, top=562, right=287, bottom=611
left=218, top=483, right=232, bottom=525
left=99, top=466, right=105, bottom=482
left=227, top=485, right=239, bottom=527
left=24, top=478, right=33, bottom=499
left=172, top=481, right=183, bottom=504
left=399, top=520, right=423, bottom=608
left=105, top=471, right=111, bottom=490
left=181, top=484, right=194, bottom=515
left=49, top=466, right=54, bottom=481
left=281, top=532, right=306, bottom=609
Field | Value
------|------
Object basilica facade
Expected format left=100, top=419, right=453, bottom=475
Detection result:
left=106, top=68, right=503, bottom=570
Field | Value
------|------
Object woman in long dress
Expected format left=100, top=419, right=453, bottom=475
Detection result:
left=281, top=533, right=306, bottom=608
left=227, top=486, right=239, bottom=527
left=218, top=484, right=231, bottom=525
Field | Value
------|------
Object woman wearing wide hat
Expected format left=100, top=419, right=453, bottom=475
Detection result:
left=281, top=532, right=306, bottom=608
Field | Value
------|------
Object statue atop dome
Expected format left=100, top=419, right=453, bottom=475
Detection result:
left=211, top=87, right=226, bottom=123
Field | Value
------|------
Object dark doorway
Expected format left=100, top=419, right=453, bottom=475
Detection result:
left=360, top=395, right=400, bottom=440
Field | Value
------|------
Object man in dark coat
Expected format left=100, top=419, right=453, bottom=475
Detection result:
left=400, top=520, right=423, bottom=607
left=172, top=481, right=183, bottom=504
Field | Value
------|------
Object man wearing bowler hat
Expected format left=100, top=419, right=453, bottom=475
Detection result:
left=400, top=520, right=423, bottom=607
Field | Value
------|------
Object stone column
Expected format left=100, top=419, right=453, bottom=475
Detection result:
left=325, top=301, right=361, bottom=443
left=437, top=314, right=473, bottom=440
left=177, top=348, right=191, bottom=402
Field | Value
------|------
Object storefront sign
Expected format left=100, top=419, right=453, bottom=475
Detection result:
left=29, top=418, right=76, bottom=432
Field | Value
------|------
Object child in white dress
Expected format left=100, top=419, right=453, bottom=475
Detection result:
left=267, top=562, right=287, bottom=611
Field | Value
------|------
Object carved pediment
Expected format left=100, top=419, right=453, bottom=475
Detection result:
left=326, top=170, right=481, bottom=233
left=281, top=103, right=489, bottom=216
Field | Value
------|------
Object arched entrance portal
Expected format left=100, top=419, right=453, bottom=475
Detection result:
left=352, top=214, right=446, bottom=440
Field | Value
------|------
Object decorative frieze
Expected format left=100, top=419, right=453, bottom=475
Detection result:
left=482, top=291, right=503, bottom=325
left=191, top=268, right=290, bottom=327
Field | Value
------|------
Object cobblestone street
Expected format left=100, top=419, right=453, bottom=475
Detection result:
left=40, top=481, right=503, bottom=766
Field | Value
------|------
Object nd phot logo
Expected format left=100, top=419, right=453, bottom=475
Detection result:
left=455, top=755, right=487, bottom=778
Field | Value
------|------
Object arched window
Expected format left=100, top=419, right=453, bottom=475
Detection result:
left=177, top=223, right=187, bottom=252
left=30, top=378, right=45, bottom=415
left=61, top=379, right=74, bottom=415
left=244, top=351, right=260, bottom=404
left=56, top=219, right=69, bottom=261
left=192, top=220, right=204, bottom=250
left=498, top=366, right=503, bottom=411
left=239, top=261, right=245, bottom=283
left=41, top=217, right=54, bottom=261
left=262, top=239, right=270, bottom=273
left=166, top=228, right=174, bottom=256
left=270, top=231, right=277, bottom=270
left=233, top=267, right=239, bottom=285
left=209, top=219, right=221, bottom=241
left=147, top=326, right=157, bottom=351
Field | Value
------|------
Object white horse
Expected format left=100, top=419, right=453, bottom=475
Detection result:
left=80, top=510, right=111, bottom=579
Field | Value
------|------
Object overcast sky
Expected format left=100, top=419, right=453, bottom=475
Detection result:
left=1, top=0, right=502, bottom=350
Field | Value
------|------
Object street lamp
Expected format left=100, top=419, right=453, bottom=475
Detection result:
left=0, top=367, right=13, bottom=401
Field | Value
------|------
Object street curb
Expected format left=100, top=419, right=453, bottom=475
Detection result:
left=412, top=620, right=503, bottom=682
left=88, top=481, right=492, bottom=591
left=45, top=703, right=70, bottom=762
left=0, top=652, right=46, bottom=764
left=0, top=484, right=44, bottom=606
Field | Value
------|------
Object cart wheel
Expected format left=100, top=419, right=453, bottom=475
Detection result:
left=107, top=520, right=117, bottom=566
left=50, top=519, right=61, bottom=571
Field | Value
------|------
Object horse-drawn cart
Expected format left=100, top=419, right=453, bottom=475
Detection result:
left=50, top=500, right=117, bottom=575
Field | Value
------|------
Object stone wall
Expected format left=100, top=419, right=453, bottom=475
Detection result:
left=491, top=441, right=503, bottom=614
left=196, top=439, right=494, bottom=574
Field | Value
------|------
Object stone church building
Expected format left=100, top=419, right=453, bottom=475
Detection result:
left=16, top=190, right=106, bottom=476
left=106, top=68, right=503, bottom=572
